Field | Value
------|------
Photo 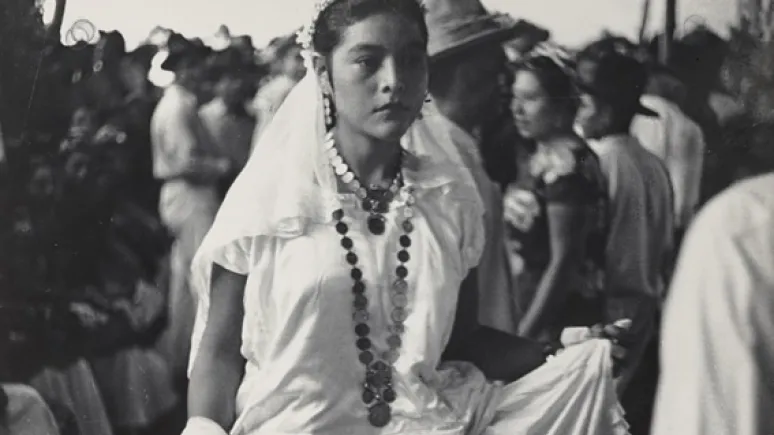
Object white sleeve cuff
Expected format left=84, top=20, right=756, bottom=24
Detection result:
left=181, top=417, right=229, bottom=435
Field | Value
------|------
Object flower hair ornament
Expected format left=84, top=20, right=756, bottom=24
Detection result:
left=294, top=0, right=326, bottom=69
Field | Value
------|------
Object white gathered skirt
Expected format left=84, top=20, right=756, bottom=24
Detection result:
left=478, top=340, right=629, bottom=435
left=233, top=340, right=629, bottom=435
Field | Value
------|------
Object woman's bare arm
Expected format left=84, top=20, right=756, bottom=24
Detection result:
left=443, top=268, right=480, bottom=359
left=518, top=202, right=585, bottom=339
left=187, top=263, right=247, bottom=431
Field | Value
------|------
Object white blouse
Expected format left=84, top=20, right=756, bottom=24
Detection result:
left=214, top=174, right=492, bottom=434
left=204, top=161, right=628, bottom=435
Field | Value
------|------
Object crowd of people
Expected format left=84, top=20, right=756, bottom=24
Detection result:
left=0, top=25, right=305, bottom=435
left=1, top=0, right=769, bottom=434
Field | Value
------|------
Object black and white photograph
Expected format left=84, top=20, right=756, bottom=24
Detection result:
left=1, top=0, right=769, bottom=434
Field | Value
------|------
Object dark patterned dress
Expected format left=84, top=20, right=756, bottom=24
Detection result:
left=505, top=139, right=608, bottom=340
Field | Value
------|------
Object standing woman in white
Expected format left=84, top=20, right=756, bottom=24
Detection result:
left=182, top=0, right=629, bottom=433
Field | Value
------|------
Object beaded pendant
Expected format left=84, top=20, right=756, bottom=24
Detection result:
left=366, top=214, right=386, bottom=235
left=331, top=202, right=414, bottom=428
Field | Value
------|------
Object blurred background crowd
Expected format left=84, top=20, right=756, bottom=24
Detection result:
left=1, top=0, right=773, bottom=434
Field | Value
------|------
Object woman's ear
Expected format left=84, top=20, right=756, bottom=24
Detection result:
left=312, top=54, right=333, bottom=94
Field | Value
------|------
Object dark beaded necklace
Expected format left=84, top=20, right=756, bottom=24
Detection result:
left=326, top=136, right=415, bottom=428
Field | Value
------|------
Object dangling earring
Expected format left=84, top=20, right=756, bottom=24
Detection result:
left=323, top=93, right=334, bottom=130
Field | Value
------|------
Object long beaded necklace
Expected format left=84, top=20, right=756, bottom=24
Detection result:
left=325, top=135, right=415, bottom=427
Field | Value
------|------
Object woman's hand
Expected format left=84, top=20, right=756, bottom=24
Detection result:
left=560, top=319, right=631, bottom=374
left=590, top=320, right=631, bottom=374
left=503, top=186, right=540, bottom=232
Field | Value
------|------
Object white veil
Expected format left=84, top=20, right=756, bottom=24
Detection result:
left=187, top=56, right=483, bottom=374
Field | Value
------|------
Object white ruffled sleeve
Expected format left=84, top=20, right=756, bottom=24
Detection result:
left=209, top=236, right=254, bottom=275
left=188, top=236, right=274, bottom=376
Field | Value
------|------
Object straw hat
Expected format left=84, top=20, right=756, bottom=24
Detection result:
left=425, top=0, right=521, bottom=61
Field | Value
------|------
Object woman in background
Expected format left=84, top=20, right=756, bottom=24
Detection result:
left=505, top=48, right=609, bottom=343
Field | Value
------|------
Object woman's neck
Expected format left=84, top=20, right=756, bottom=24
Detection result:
left=333, top=124, right=402, bottom=188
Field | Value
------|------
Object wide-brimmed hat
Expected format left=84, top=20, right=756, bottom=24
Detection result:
left=574, top=50, right=658, bottom=117
left=503, top=20, right=551, bottom=59
left=161, top=33, right=211, bottom=72
left=425, top=0, right=522, bottom=61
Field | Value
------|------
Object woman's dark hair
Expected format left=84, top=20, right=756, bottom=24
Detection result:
left=312, top=0, right=428, bottom=57
left=512, top=55, right=579, bottom=121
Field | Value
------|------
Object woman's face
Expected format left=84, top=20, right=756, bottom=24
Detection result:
left=320, top=12, right=428, bottom=142
left=511, top=70, right=559, bottom=140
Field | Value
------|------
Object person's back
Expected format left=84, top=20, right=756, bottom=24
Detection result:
left=151, top=83, right=224, bottom=381
left=627, top=138, right=674, bottom=299
left=589, top=135, right=673, bottom=400
left=652, top=173, right=774, bottom=435
left=590, top=135, right=673, bottom=302
left=631, top=95, right=704, bottom=232
left=150, top=84, right=222, bottom=211
left=199, top=99, right=254, bottom=173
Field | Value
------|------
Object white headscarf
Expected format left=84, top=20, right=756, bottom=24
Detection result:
left=187, top=14, right=483, bottom=374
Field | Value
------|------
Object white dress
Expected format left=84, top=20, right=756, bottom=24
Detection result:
left=206, top=157, right=628, bottom=435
